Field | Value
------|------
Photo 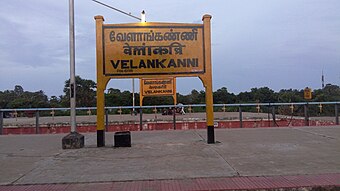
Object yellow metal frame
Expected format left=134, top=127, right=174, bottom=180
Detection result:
left=95, top=15, right=214, bottom=146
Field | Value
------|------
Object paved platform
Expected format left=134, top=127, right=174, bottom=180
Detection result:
left=0, top=126, right=339, bottom=190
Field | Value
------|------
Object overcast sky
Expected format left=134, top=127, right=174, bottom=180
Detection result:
left=1, top=0, right=339, bottom=97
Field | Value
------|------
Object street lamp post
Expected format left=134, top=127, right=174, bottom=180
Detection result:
left=62, top=0, right=84, bottom=149
left=69, top=0, right=76, bottom=133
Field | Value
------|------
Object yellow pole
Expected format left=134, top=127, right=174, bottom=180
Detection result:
left=139, top=78, right=143, bottom=131
left=95, top=15, right=107, bottom=147
left=173, top=78, right=177, bottom=105
left=202, top=14, right=215, bottom=144
left=139, top=78, right=143, bottom=107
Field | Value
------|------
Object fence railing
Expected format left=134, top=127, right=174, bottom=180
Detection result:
left=1, top=101, right=339, bottom=134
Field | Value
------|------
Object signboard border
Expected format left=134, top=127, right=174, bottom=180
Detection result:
left=102, top=25, right=205, bottom=77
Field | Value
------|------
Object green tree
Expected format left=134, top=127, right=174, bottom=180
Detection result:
left=277, top=89, right=303, bottom=102
left=105, top=88, right=122, bottom=106
left=187, top=89, right=206, bottom=104
left=313, top=84, right=340, bottom=102
left=213, top=87, right=237, bottom=104
left=0, top=90, right=15, bottom=108
left=250, top=87, right=277, bottom=103
left=62, top=76, right=96, bottom=107
left=14, top=85, right=24, bottom=96
left=177, top=93, right=189, bottom=104
left=120, top=91, right=133, bottom=106
left=5, top=87, right=49, bottom=108
left=237, top=91, right=252, bottom=103
left=49, top=96, right=61, bottom=108
left=29, top=90, right=49, bottom=108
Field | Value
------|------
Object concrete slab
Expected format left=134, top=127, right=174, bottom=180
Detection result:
left=0, top=155, right=41, bottom=185
left=294, top=126, right=340, bottom=139
left=0, top=134, right=64, bottom=185
left=197, top=127, right=340, bottom=176
left=0, top=126, right=339, bottom=186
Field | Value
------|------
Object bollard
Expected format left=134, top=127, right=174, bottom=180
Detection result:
left=139, top=109, right=143, bottom=131
left=105, top=109, right=109, bottom=132
left=290, top=104, right=294, bottom=114
left=256, top=104, right=260, bottom=113
left=0, top=111, right=3, bottom=135
left=304, top=104, right=309, bottom=126
left=239, top=106, right=243, bottom=128
left=272, top=106, right=276, bottom=127
left=51, top=109, right=55, bottom=121
left=335, top=104, right=339, bottom=125
left=35, top=111, right=40, bottom=134
left=188, top=105, right=192, bottom=114
left=222, top=104, right=226, bottom=112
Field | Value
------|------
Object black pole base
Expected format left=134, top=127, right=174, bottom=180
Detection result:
left=207, top=125, right=215, bottom=144
left=97, top=130, right=105, bottom=147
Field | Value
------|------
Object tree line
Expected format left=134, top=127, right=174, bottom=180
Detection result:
left=1, top=76, right=339, bottom=112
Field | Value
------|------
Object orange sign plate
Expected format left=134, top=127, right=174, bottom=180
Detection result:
left=102, top=23, right=205, bottom=76
left=141, top=78, right=175, bottom=97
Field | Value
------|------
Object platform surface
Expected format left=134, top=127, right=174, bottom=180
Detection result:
left=0, top=126, right=339, bottom=190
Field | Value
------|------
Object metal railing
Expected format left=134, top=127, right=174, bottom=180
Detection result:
left=0, top=101, right=339, bottom=135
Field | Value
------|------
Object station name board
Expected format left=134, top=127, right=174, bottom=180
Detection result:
left=141, top=78, right=175, bottom=97
left=102, top=24, right=205, bottom=76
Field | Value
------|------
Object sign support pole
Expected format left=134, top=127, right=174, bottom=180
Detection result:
left=201, top=14, right=215, bottom=144
left=173, top=78, right=177, bottom=105
left=97, top=86, right=106, bottom=146
left=95, top=15, right=110, bottom=147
